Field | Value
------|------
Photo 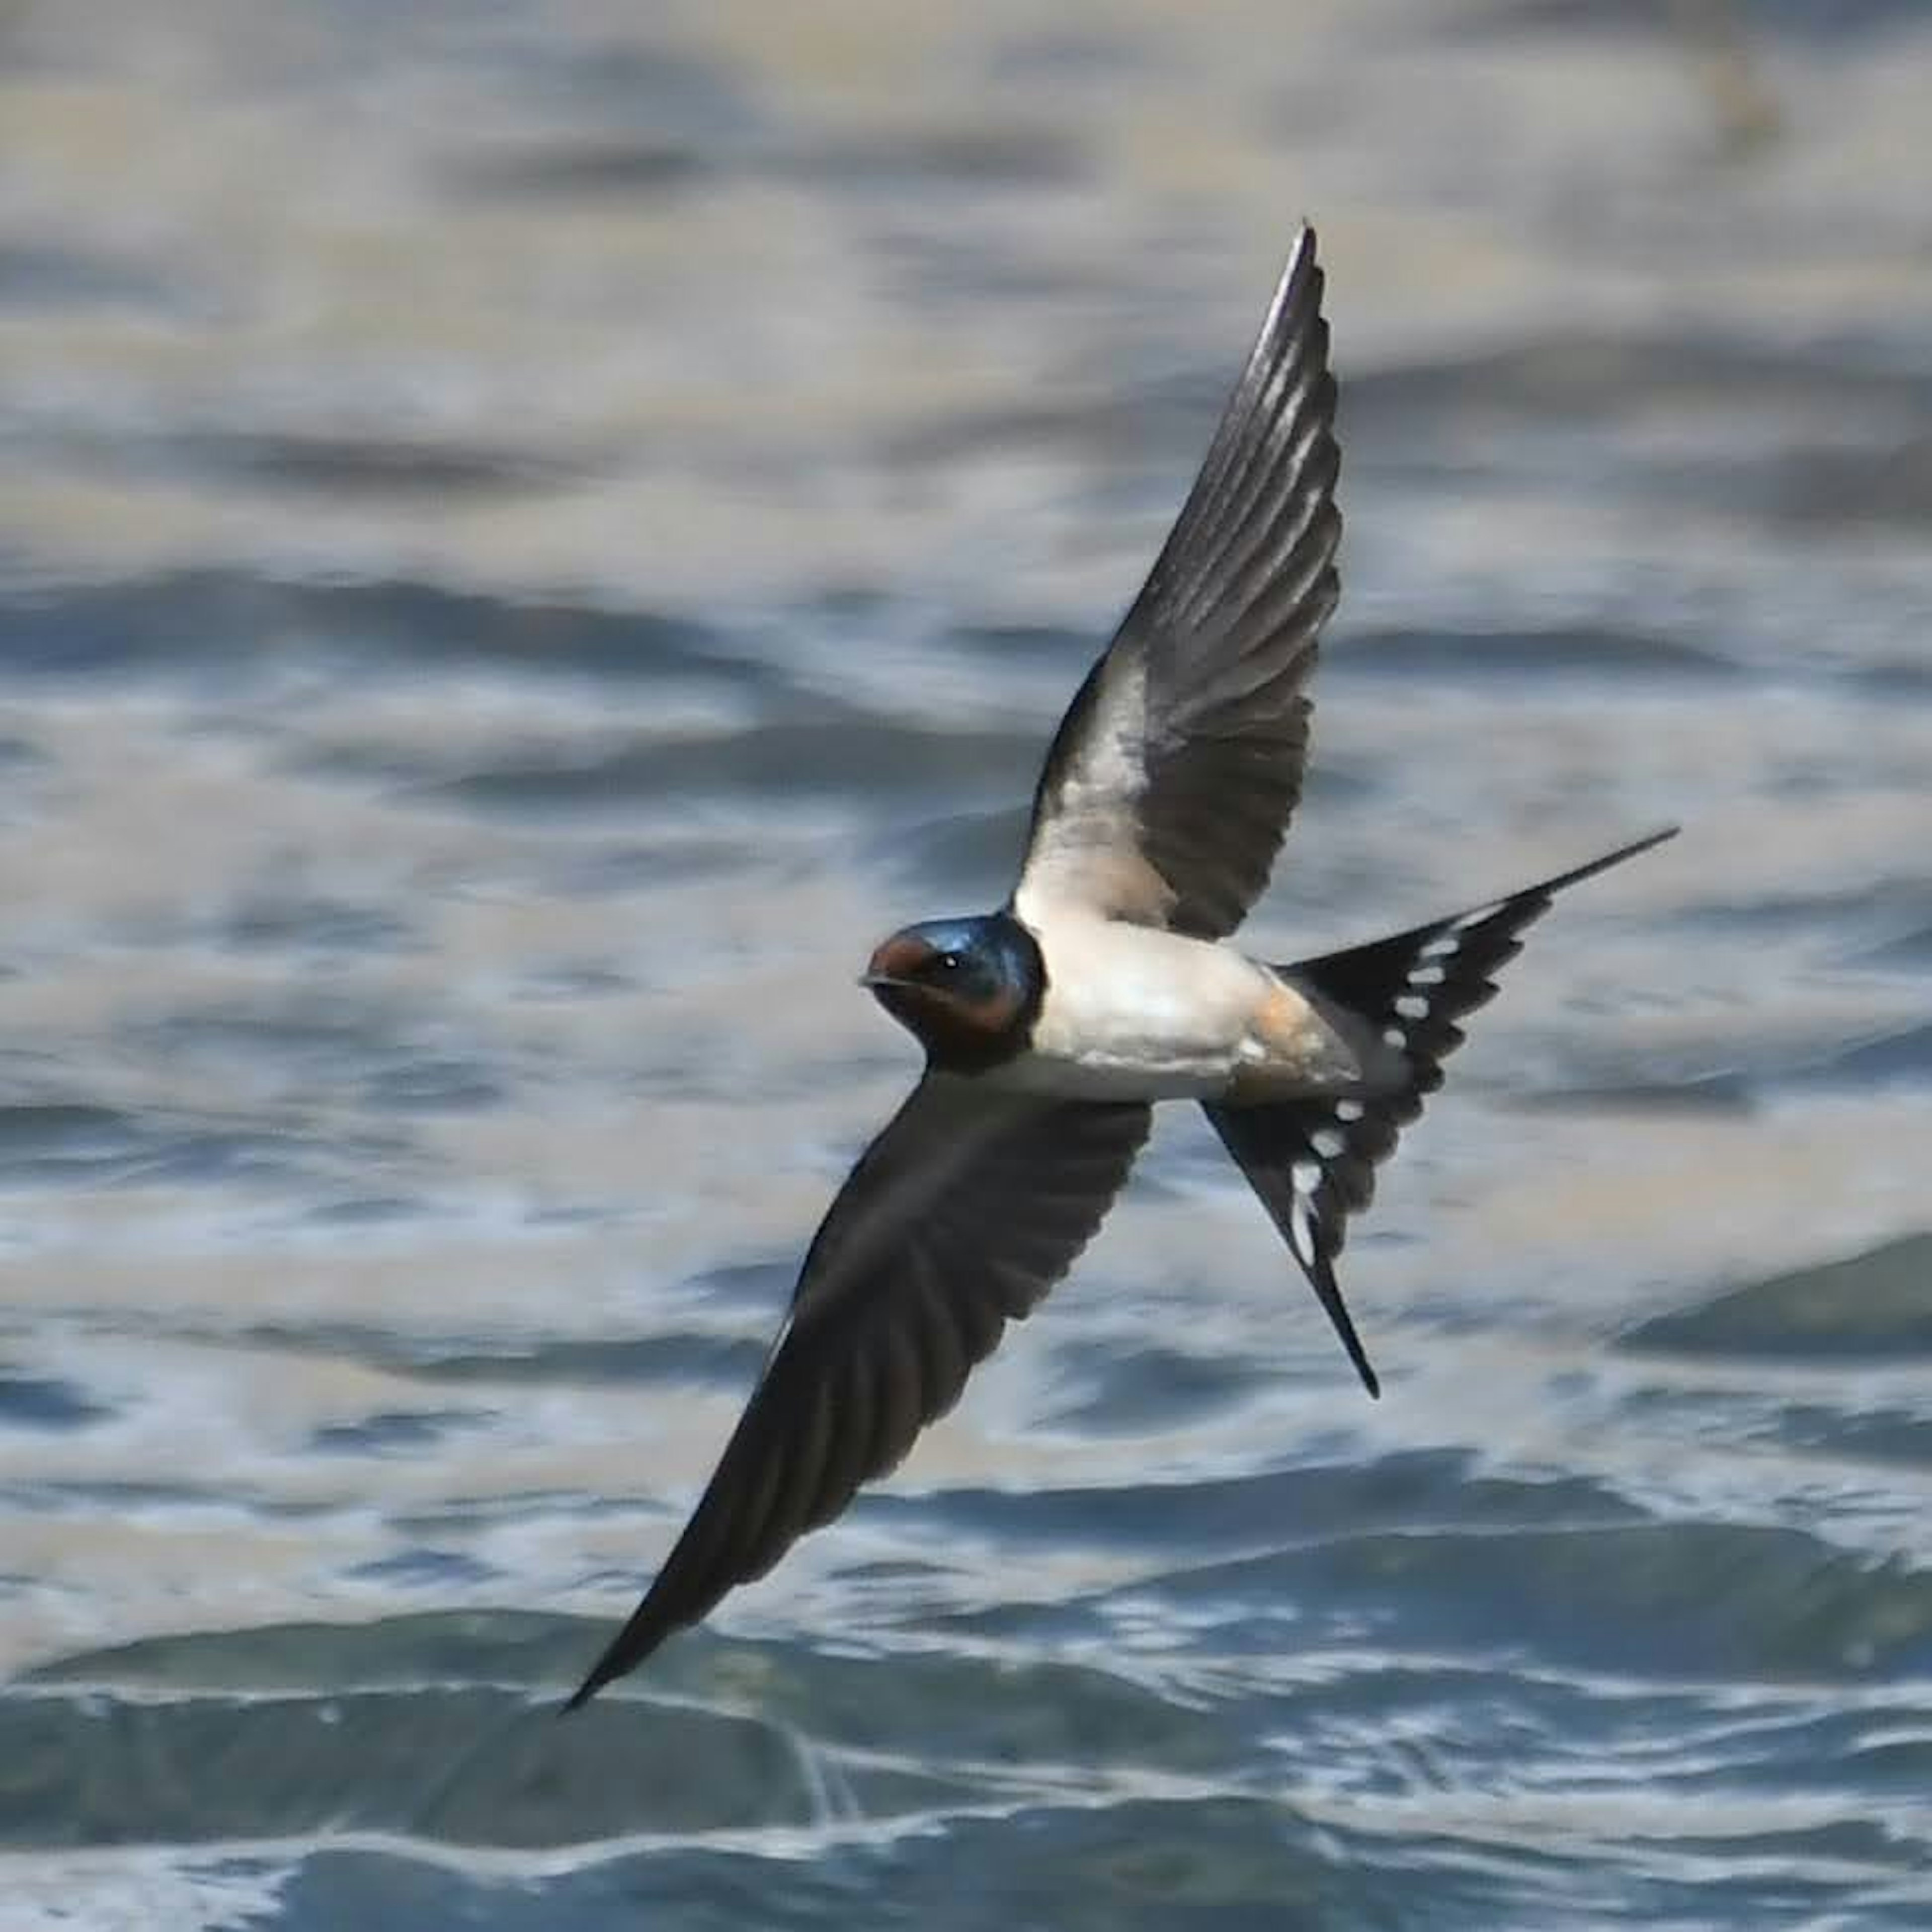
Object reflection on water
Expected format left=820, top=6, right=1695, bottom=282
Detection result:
left=2, top=3, right=1930, bottom=1926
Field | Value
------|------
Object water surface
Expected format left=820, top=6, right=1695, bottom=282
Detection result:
left=3, top=4, right=1930, bottom=1926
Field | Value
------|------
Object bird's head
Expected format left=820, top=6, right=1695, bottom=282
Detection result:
left=861, top=912, right=1044, bottom=1071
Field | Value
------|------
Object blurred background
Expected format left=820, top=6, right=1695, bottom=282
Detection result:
left=2, top=2, right=1929, bottom=1926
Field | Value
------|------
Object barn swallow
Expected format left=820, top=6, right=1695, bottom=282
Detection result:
left=566, top=225, right=1674, bottom=1708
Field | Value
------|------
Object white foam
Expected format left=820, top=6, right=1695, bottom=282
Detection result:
left=0, top=1848, right=290, bottom=1932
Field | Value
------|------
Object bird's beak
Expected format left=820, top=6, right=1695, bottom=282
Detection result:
left=861, top=932, right=928, bottom=992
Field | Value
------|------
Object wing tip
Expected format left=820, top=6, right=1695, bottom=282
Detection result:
left=1232, top=224, right=1326, bottom=382
left=564, top=1591, right=683, bottom=1712
left=561, top=1645, right=626, bottom=1713
left=1267, top=222, right=1325, bottom=337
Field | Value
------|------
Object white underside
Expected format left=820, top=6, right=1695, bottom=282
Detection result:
left=988, top=912, right=1354, bottom=1103
left=989, top=1051, right=1241, bottom=1103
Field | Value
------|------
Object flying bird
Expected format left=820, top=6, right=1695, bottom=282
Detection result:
left=567, top=225, right=1673, bottom=1708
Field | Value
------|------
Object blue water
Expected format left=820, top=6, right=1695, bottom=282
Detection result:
left=3, top=4, right=1930, bottom=1926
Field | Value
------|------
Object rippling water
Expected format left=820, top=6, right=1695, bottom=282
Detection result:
left=4, top=4, right=1931, bottom=1927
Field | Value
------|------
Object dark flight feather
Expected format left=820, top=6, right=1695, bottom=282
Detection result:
left=1017, top=225, right=1342, bottom=939
left=566, top=1080, right=1150, bottom=1706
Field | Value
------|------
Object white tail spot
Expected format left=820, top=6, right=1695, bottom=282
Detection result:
left=1408, top=962, right=1446, bottom=986
left=1420, top=933, right=1462, bottom=960
left=1395, top=993, right=1430, bottom=1022
left=1336, top=1099, right=1365, bottom=1122
left=1287, top=1159, right=1322, bottom=1266
left=1310, top=1127, right=1345, bottom=1159
left=1382, top=1025, right=1406, bottom=1048
left=1289, top=1195, right=1316, bottom=1266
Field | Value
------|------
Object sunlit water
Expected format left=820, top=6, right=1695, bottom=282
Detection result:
left=3, top=4, right=1930, bottom=1927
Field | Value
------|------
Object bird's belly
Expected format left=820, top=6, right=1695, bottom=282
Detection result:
left=998, top=927, right=1295, bottom=1101
left=993, top=1039, right=1243, bottom=1102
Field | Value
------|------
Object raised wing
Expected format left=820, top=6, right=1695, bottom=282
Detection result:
left=1014, top=225, right=1342, bottom=942
left=567, top=1079, right=1150, bottom=1706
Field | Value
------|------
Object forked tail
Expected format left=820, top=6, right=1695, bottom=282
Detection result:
left=1203, top=828, right=1676, bottom=1396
